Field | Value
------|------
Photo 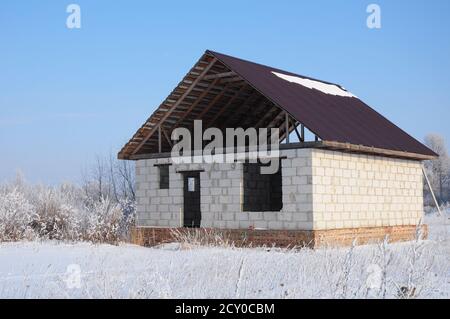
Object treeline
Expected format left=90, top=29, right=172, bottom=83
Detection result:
left=423, top=134, right=450, bottom=207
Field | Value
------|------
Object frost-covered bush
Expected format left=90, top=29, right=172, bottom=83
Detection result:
left=0, top=181, right=135, bottom=244
left=29, top=188, right=81, bottom=241
left=118, top=198, right=136, bottom=239
left=82, top=198, right=123, bottom=243
left=0, top=188, right=35, bottom=241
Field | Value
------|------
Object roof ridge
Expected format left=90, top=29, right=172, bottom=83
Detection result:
left=206, top=49, right=347, bottom=90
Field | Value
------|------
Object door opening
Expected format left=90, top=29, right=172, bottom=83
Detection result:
left=183, top=172, right=201, bottom=228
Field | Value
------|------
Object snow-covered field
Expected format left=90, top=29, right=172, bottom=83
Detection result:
left=0, top=214, right=448, bottom=299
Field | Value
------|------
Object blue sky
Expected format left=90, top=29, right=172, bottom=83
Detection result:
left=1, top=0, right=449, bottom=184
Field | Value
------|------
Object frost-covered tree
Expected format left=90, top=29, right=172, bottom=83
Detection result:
left=81, top=152, right=135, bottom=203
left=424, top=133, right=450, bottom=204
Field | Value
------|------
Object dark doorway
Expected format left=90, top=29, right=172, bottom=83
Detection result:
left=183, top=171, right=201, bottom=228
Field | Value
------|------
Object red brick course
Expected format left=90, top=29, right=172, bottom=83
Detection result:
left=131, top=225, right=428, bottom=248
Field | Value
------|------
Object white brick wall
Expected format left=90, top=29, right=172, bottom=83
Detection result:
left=135, top=148, right=314, bottom=230
left=311, top=149, right=424, bottom=230
left=135, top=148, right=424, bottom=231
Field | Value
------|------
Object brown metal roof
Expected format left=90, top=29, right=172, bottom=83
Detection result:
left=207, top=50, right=436, bottom=158
left=118, top=50, right=436, bottom=160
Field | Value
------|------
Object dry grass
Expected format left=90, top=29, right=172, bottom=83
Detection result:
left=169, top=228, right=236, bottom=248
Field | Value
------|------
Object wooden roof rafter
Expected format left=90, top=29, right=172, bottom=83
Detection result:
left=129, top=56, right=218, bottom=156
left=169, top=77, right=222, bottom=130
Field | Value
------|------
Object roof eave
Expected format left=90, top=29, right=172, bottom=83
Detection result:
left=319, top=140, right=437, bottom=161
left=119, top=140, right=437, bottom=161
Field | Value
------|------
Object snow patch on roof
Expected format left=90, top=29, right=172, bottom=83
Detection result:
left=271, top=71, right=357, bottom=98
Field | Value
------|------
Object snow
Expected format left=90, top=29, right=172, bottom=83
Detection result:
left=271, top=71, right=357, bottom=98
left=0, top=216, right=448, bottom=299
left=426, top=213, right=450, bottom=242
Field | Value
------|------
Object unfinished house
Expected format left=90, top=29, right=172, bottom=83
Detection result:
left=119, top=50, right=437, bottom=247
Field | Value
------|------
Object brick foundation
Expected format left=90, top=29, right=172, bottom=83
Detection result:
left=313, top=225, right=428, bottom=247
left=131, top=225, right=428, bottom=248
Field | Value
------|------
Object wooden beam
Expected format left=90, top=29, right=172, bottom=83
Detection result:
left=203, top=71, right=236, bottom=80
left=196, top=82, right=232, bottom=120
left=293, top=122, right=302, bottom=142
left=279, top=141, right=323, bottom=150
left=422, top=165, right=442, bottom=216
left=285, top=112, right=290, bottom=144
left=320, top=140, right=437, bottom=160
left=129, top=143, right=322, bottom=160
left=278, top=117, right=297, bottom=144
left=128, top=139, right=436, bottom=161
left=153, top=163, right=173, bottom=167
left=131, top=57, right=218, bottom=155
left=220, top=76, right=245, bottom=84
left=170, top=77, right=221, bottom=130
left=158, top=126, right=162, bottom=153
left=264, top=108, right=285, bottom=129
left=129, top=139, right=435, bottom=161
left=176, top=169, right=206, bottom=173
left=161, top=127, right=173, bottom=148
left=253, top=104, right=280, bottom=129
